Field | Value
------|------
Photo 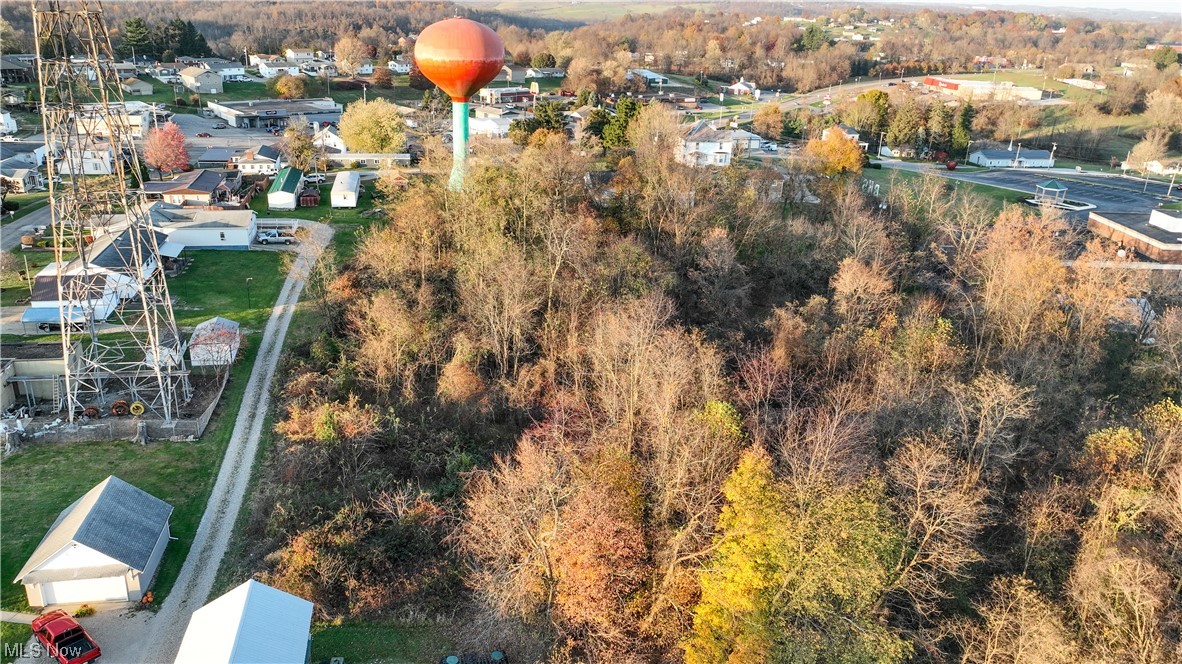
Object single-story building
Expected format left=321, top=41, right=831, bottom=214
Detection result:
left=0, top=166, right=44, bottom=193
left=822, top=123, right=868, bottom=150
left=258, top=60, right=303, bottom=78
left=526, top=67, right=565, bottom=79
left=174, top=580, right=314, bottom=664
left=1, top=111, right=18, bottom=134
left=14, top=476, right=172, bottom=607
left=26, top=274, right=119, bottom=327
left=478, top=87, right=532, bottom=105
left=141, top=169, right=243, bottom=207
left=268, top=166, right=303, bottom=210
left=120, top=77, right=154, bottom=96
left=627, top=68, right=670, bottom=86
left=146, top=201, right=258, bottom=250
left=188, top=316, right=241, bottom=367
left=331, top=170, right=360, bottom=208
left=470, top=116, right=513, bottom=138
left=1088, top=209, right=1182, bottom=263
left=206, top=98, right=341, bottom=129
left=725, top=78, right=757, bottom=95
left=322, top=152, right=411, bottom=169
left=968, top=148, right=1055, bottom=168
left=180, top=66, right=223, bottom=94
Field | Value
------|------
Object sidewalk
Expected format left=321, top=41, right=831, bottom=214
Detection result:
left=0, top=611, right=38, bottom=624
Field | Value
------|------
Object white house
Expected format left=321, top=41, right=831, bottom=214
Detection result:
left=259, top=60, right=303, bottom=78
left=1, top=110, right=17, bottom=134
left=526, top=67, right=565, bottom=78
left=388, top=60, right=411, bottom=74
left=26, top=273, right=119, bottom=325
left=822, top=123, right=869, bottom=150
left=174, top=580, right=314, bottom=664
left=0, top=166, right=44, bottom=193
left=0, top=140, right=49, bottom=167
left=202, top=61, right=246, bottom=80
left=188, top=316, right=242, bottom=367
left=284, top=48, right=315, bottom=63
left=145, top=201, right=258, bottom=250
left=331, top=170, right=360, bottom=208
left=312, top=124, right=348, bottom=153
left=57, top=147, right=118, bottom=176
left=268, top=166, right=304, bottom=210
left=677, top=121, right=762, bottom=167
left=968, top=147, right=1055, bottom=168
left=725, top=78, right=758, bottom=95
left=14, top=476, right=172, bottom=607
left=469, top=116, right=513, bottom=138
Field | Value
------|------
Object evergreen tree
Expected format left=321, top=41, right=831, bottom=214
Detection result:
left=951, top=100, right=974, bottom=153
left=119, top=18, right=154, bottom=59
left=927, top=103, right=955, bottom=153
left=583, top=108, right=611, bottom=138
left=797, top=24, right=829, bottom=51
left=886, top=98, right=923, bottom=149
left=602, top=97, right=640, bottom=148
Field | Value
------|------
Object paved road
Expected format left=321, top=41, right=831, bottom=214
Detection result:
left=1, top=204, right=53, bottom=251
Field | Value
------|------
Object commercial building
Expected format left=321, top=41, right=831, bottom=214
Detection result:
left=478, top=86, right=532, bottom=104
left=205, top=98, right=342, bottom=129
left=1088, top=209, right=1182, bottom=263
left=923, top=76, right=1044, bottom=102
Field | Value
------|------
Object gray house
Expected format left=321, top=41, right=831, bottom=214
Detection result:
left=15, top=476, right=173, bottom=607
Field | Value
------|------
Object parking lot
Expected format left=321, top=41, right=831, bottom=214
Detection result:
left=169, top=113, right=281, bottom=149
left=946, top=169, right=1175, bottom=213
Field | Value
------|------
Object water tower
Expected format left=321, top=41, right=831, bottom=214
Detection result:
left=414, top=18, right=505, bottom=189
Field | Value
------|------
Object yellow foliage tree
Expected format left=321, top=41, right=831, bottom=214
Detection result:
left=804, top=133, right=864, bottom=176
left=338, top=98, right=409, bottom=153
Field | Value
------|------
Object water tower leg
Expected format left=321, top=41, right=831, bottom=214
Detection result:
left=449, top=100, right=469, bottom=190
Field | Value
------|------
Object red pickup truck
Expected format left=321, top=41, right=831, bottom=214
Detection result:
left=31, top=610, right=102, bottom=664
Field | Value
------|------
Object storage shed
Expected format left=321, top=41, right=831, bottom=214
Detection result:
left=267, top=166, right=303, bottom=211
left=14, top=476, right=172, bottom=607
left=330, top=171, right=360, bottom=208
left=188, top=316, right=241, bottom=367
left=174, top=580, right=314, bottom=664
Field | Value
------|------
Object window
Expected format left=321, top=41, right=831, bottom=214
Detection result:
left=219, top=232, right=226, bottom=241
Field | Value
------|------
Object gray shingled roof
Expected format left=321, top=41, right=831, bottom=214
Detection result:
left=15, top=476, right=173, bottom=583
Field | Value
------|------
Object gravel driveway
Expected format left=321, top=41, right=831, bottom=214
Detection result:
left=14, top=225, right=332, bottom=664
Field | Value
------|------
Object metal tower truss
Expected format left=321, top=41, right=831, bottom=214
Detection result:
left=34, top=0, right=191, bottom=425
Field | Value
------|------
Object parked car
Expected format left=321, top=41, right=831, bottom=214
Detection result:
left=256, top=230, right=293, bottom=245
left=304, top=172, right=326, bottom=184
left=31, top=610, right=101, bottom=664
left=195, top=132, right=211, bottom=138
left=213, top=123, right=227, bottom=129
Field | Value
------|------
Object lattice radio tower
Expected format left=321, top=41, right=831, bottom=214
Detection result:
left=34, top=0, right=191, bottom=425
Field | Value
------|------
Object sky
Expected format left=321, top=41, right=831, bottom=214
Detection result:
left=871, top=0, right=1182, bottom=18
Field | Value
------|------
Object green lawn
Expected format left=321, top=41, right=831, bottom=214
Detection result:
left=0, top=622, right=31, bottom=664
left=251, top=179, right=380, bottom=226
left=168, top=250, right=286, bottom=330
left=1, top=192, right=50, bottom=227
left=0, top=250, right=75, bottom=307
left=862, top=167, right=1021, bottom=211
left=0, top=329, right=264, bottom=613
left=311, top=621, right=451, bottom=664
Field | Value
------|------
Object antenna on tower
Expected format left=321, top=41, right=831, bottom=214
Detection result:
left=34, top=0, right=191, bottom=426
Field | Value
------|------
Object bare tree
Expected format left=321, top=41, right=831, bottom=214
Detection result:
left=949, top=575, right=1080, bottom=664
left=457, top=234, right=544, bottom=377
left=886, top=436, right=988, bottom=615
left=945, top=370, right=1035, bottom=477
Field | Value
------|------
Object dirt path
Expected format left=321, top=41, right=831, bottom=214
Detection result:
left=124, top=224, right=332, bottom=664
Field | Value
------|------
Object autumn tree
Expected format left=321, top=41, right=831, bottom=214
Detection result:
left=804, top=133, right=864, bottom=176
left=142, top=121, right=189, bottom=176
left=334, top=35, right=370, bottom=77
left=370, top=66, right=393, bottom=89
left=339, top=98, right=408, bottom=153
left=268, top=73, right=306, bottom=99
left=751, top=104, right=783, bottom=140
left=1144, top=89, right=1182, bottom=133
left=1127, top=128, right=1169, bottom=173
left=950, top=576, right=1080, bottom=664
left=280, top=123, right=317, bottom=171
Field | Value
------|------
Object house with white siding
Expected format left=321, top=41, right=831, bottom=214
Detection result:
left=15, top=476, right=172, bottom=607
left=677, top=121, right=761, bottom=167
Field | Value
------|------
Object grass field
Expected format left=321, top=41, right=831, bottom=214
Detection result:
left=0, top=247, right=289, bottom=614
left=1, top=192, right=50, bottom=227
left=0, top=249, right=75, bottom=307
left=0, top=329, right=265, bottom=613
left=861, top=167, right=1022, bottom=211
left=168, top=249, right=286, bottom=330
left=0, top=622, right=32, bottom=664
left=311, top=621, right=450, bottom=664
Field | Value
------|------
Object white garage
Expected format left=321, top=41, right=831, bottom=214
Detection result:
left=330, top=171, right=360, bottom=208
left=15, top=476, right=173, bottom=607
